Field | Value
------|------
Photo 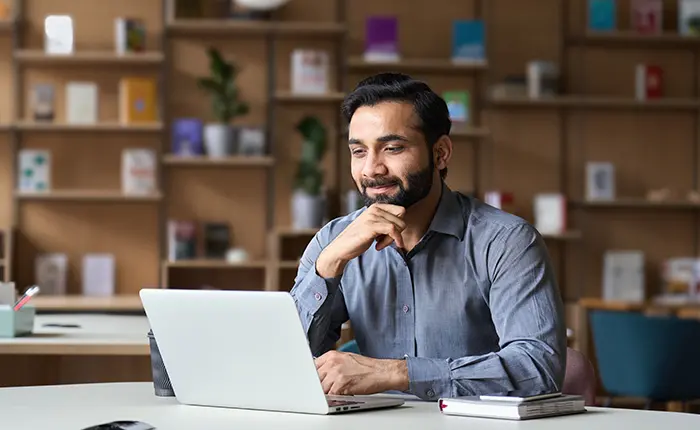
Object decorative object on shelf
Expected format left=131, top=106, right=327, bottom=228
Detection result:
left=526, top=60, right=560, bottom=99
left=171, top=118, right=204, bottom=157
left=230, top=0, right=291, bottom=20
left=688, top=190, right=700, bottom=203
left=18, top=149, right=51, bottom=192
left=44, top=15, right=74, bottom=54
left=443, top=91, right=470, bottom=123
left=533, top=193, right=567, bottom=236
left=292, top=116, right=327, bottom=229
left=661, top=257, right=700, bottom=300
left=291, top=49, right=329, bottom=95
left=197, top=48, right=250, bottom=158
left=364, top=16, right=399, bottom=62
left=483, top=190, right=514, bottom=213
left=65, top=81, right=98, bottom=124
left=203, top=222, right=231, bottom=259
left=646, top=187, right=672, bottom=202
left=452, top=19, right=485, bottom=65
left=82, top=254, right=115, bottom=297
left=585, top=162, right=615, bottom=201
left=34, top=253, right=68, bottom=295
left=587, top=0, right=616, bottom=32
left=115, top=17, right=146, bottom=54
left=635, top=64, right=662, bottom=101
left=122, top=148, right=157, bottom=195
left=238, top=126, right=266, bottom=156
left=679, top=0, right=700, bottom=35
left=225, top=247, right=249, bottom=263
left=31, top=83, right=55, bottom=122
left=167, top=220, right=197, bottom=261
left=631, top=0, right=662, bottom=34
left=602, top=250, right=645, bottom=302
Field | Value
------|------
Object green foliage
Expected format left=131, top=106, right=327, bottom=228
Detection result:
left=295, top=116, right=327, bottom=196
left=197, top=47, right=250, bottom=123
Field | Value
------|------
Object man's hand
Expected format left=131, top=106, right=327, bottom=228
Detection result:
left=314, top=350, right=408, bottom=396
left=316, top=203, right=406, bottom=278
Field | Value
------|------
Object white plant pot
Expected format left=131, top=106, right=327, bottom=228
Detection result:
left=292, top=189, right=324, bottom=229
left=204, top=123, right=234, bottom=158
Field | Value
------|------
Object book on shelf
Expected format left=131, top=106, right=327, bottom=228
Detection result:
left=204, top=223, right=231, bottom=259
left=31, top=83, right=55, bottom=122
left=65, top=81, right=98, bottom=124
left=119, top=77, right=158, bottom=124
left=526, top=61, right=560, bottom=98
left=172, top=118, right=204, bottom=157
left=167, top=221, right=197, bottom=261
left=679, top=0, right=700, bottom=35
left=18, top=149, right=51, bottom=192
left=35, top=253, right=68, bottom=295
left=115, top=17, right=146, bottom=54
left=662, top=257, right=700, bottom=299
left=585, top=162, right=615, bottom=201
left=82, top=254, right=115, bottom=297
left=121, top=148, right=156, bottom=195
left=44, top=15, right=74, bottom=54
left=443, top=91, right=470, bottom=123
left=631, top=0, right=662, bottom=34
left=290, top=49, right=329, bottom=95
left=452, top=19, right=485, bottom=64
left=587, top=0, right=616, bottom=31
left=238, top=127, right=266, bottom=156
left=635, top=64, right=662, bottom=100
left=533, top=193, right=567, bottom=236
left=603, top=250, right=645, bottom=302
left=364, top=16, right=399, bottom=62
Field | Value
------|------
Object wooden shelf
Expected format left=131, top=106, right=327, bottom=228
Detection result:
left=14, top=121, right=163, bottom=133
left=274, top=91, right=345, bottom=103
left=15, top=190, right=163, bottom=202
left=14, top=50, right=164, bottom=65
left=167, top=19, right=346, bottom=36
left=572, top=31, right=700, bottom=48
left=162, top=155, right=274, bottom=167
left=488, top=95, right=700, bottom=110
left=347, top=57, right=487, bottom=73
left=572, top=198, right=700, bottom=210
left=541, top=231, right=582, bottom=240
left=164, top=259, right=269, bottom=269
left=31, top=295, right=144, bottom=312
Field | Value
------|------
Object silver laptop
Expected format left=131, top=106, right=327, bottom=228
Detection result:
left=139, top=288, right=405, bottom=415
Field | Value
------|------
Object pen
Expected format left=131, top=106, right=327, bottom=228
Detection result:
left=13, top=285, right=40, bottom=311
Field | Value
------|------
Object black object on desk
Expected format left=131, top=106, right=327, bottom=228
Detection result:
left=42, top=323, right=81, bottom=328
left=81, top=420, right=155, bottom=430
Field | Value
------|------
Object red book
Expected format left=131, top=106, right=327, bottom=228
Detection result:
left=631, top=0, right=663, bottom=34
left=636, top=65, right=663, bottom=100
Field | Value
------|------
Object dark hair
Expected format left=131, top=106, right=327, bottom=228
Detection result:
left=341, top=73, right=451, bottom=179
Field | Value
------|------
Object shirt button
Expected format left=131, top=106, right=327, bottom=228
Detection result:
left=314, top=292, right=322, bottom=301
left=426, top=389, right=435, bottom=398
left=402, top=304, right=410, bottom=313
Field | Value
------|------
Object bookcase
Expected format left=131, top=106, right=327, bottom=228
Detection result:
left=1, top=0, right=698, bottom=335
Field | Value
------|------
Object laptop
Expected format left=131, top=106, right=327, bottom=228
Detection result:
left=139, top=288, right=405, bottom=415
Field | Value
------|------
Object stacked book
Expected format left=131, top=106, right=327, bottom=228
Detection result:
left=438, top=393, right=586, bottom=420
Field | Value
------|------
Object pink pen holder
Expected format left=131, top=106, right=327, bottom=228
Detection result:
left=0, top=304, right=35, bottom=338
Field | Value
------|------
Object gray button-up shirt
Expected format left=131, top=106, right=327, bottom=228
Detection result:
left=290, top=182, right=567, bottom=401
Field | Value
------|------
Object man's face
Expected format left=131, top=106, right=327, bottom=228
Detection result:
left=348, top=102, right=434, bottom=208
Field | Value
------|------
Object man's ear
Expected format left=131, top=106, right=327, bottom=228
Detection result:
left=433, top=135, right=453, bottom=171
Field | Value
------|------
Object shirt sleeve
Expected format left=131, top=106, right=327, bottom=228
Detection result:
left=289, top=227, right=349, bottom=357
left=405, top=222, right=567, bottom=401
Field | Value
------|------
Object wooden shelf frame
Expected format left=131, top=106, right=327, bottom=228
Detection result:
left=13, top=50, right=165, bottom=65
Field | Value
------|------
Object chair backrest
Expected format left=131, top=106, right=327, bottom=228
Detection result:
left=337, top=339, right=360, bottom=354
left=562, top=347, right=597, bottom=406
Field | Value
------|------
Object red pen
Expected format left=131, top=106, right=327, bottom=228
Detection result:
left=13, top=285, right=40, bottom=311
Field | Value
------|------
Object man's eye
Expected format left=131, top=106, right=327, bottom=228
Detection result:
left=351, top=149, right=366, bottom=156
left=386, top=146, right=403, bottom=152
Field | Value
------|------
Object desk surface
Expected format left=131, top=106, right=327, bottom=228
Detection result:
left=1, top=382, right=698, bottom=430
left=0, top=314, right=150, bottom=355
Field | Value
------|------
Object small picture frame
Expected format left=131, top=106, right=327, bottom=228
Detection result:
left=586, top=161, right=615, bottom=201
left=238, top=127, right=266, bottom=156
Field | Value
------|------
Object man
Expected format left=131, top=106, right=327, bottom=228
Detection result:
left=289, top=73, right=567, bottom=401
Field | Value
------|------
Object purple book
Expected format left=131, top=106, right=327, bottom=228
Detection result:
left=364, top=16, right=399, bottom=62
left=172, top=118, right=204, bottom=156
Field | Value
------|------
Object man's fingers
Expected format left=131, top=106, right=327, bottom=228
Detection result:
left=374, top=223, right=405, bottom=250
left=373, top=203, right=406, bottom=218
left=373, top=209, right=406, bottom=231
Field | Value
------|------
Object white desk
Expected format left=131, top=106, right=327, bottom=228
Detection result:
left=0, top=314, right=150, bottom=355
left=1, top=382, right=698, bottom=430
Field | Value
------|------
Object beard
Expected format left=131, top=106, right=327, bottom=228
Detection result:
left=359, top=159, right=434, bottom=209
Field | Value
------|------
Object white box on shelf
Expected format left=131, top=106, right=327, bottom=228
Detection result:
left=533, top=193, right=567, bottom=235
left=44, top=15, right=74, bottom=54
left=121, top=148, right=156, bottom=195
left=586, top=161, right=615, bottom=201
left=603, top=250, right=645, bottom=302
left=82, top=254, right=115, bottom=297
left=291, top=49, right=329, bottom=95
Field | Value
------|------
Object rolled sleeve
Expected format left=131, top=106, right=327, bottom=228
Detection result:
left=406, top=357, right=452, bottom=400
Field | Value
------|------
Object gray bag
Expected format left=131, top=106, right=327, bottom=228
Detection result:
left=147, top=329, right=175, bottom=397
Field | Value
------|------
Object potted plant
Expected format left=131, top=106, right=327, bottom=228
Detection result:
left=197, top=47, right=250, bottom=158
left=292, top=116, right=327, bottom=229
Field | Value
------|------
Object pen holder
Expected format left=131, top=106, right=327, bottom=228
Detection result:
left=147, top=329, right=175, bottom=397
left=0, top=304, right=35, bottom=338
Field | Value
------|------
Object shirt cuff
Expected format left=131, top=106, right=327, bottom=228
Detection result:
left=406, top=357, right=452, bottom=401
left=294, top=266, right=342, bottom=317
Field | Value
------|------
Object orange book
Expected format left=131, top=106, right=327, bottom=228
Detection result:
left=119, top=77, right=157, bottom=124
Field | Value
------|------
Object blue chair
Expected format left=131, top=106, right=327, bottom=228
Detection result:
left=338, top=339, right=360, bottom=354
left=589, top=309, right=700, bottom=408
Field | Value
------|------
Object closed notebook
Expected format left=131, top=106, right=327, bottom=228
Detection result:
left=438, top=394, right=586, bottom=420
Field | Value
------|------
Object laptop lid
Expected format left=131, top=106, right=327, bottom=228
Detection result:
left=139, top=288, right=331, bottom=414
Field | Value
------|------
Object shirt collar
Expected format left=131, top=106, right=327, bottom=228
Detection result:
left=427, top=181, right=466, bottom=240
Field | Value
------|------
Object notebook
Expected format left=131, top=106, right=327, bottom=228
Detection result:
left=438, top=393, right=586, bottom=420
